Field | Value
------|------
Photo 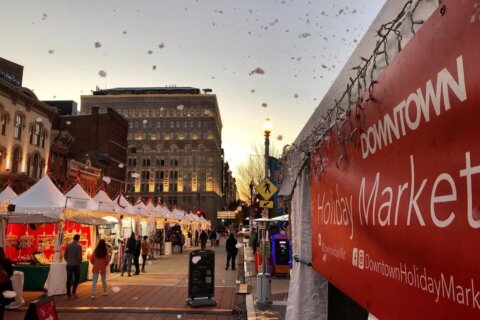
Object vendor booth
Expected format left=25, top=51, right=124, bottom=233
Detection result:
left=7, top=175, right=71, bottom=291
left=6, top=177, right=114, bottom=292
left=0, top=185, right=26, bottom=309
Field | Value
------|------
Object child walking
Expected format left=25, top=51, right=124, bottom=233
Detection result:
left=90, top=239, right=110, bottom=299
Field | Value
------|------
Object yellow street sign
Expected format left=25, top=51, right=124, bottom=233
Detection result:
left=259, top=200, right=274, bottom=208
left=256, top=178, right=278, bottom=200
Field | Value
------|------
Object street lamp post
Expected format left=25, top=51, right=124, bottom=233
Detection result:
left=256, top=118, right=272, bottom=305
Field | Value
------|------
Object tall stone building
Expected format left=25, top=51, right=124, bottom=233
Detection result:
left=0, top=57, right=56, bottom=192
left=81, top=87, right=225, bottom=223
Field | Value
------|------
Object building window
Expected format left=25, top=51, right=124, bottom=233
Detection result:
left=141, top=184, right=149, bottom=192
left=31, top=153, right=40, bottom=179
left=143, top=159, right=151, bottom=167
left=169, top=171, right=178, bottom=179
left=14, top=114, right=24, bottom=139
left=155, top=184, right=163, bottom=192
left=1, top=113, right=8, bottom=135
left=30, top=122, right=42, bottom=146
left=41, top=130, right=47, bottom=148
left=130, top=147, right=137, bottom=154
left=11, top=147, right=21, bottom=173
left=141, top=171, right=150, bottom=179
left=169, top=183, right=178, bottom=192
left=0, top=147, right=6, bottom=170
left=128, top=158, right=137, bottom=166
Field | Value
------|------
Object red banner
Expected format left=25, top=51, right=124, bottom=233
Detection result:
left=310, top=1, right=480, bottom=319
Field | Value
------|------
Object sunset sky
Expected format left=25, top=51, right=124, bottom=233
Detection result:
left=0, top=0, right=386, bottom=176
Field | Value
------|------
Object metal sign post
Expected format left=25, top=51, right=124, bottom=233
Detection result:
left=256, top=213, right=272, bottom=305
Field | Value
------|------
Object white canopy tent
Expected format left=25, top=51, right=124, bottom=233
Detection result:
left=0, top=185, right=17, bottom=206
left=113, top=194, right=134, bottom=238
left=65, top=184, right=97, bottom=211
left=93, top=190, right=116, bottom=212
left=10, top=175, right=66, bottom=218
left=132, top=201, right=148, bottom=236
left=144, top=202, right=157, bottom=236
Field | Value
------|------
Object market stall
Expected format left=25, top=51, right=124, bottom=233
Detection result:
left=7, top=177, right=94, bottom=291
left=0, top=185, right=17, bottom=248
left=7, top=175, right=65, bottom=290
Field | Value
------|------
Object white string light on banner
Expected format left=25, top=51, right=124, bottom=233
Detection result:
left=282, top=0, right=444, bottom=191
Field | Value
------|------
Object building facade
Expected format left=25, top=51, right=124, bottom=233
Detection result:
left=223, top=161, right=238, bottom=209
left=81, top=87, right=225, bottom=223
left=50, top=106, right=128, bottom=197
left=0, top=57, right=56, bottom=192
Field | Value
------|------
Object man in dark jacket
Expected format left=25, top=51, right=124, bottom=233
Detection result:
left=121, top=233, right=136, bottom=277
left=194, top=230, right=199, bottom=247
left=200, top=230, right=208, bottom=250
left=64, top=234, right=83, bottom=298
left=133, top=235, right=142, bottom=275
left=226, top=233, right=238, bottom=270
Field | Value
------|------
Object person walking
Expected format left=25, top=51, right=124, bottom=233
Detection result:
left=226, top=233, right=238, bottom=270
left=194, top=230, right=199, bottom=247
left=64, top=234, right=82, bottom=298
left=133, top=235, right=142, bottom=275
left=141, top=236, right=150, bottom=273
left=121, top=233, right=136, bottom=277
left=200, top=230, right=208, bottom=250
left=179, top=232, right=184, bottom=254
left=210, top=230, right=216, bottom=247
left=90, top=239, right=110, bottom=299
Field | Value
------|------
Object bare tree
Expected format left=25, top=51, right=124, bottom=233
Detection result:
left=235, top=143, right=281, bottom=202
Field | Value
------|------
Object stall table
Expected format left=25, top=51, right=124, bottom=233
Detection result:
left=13, top=261, right=89, bottom=291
